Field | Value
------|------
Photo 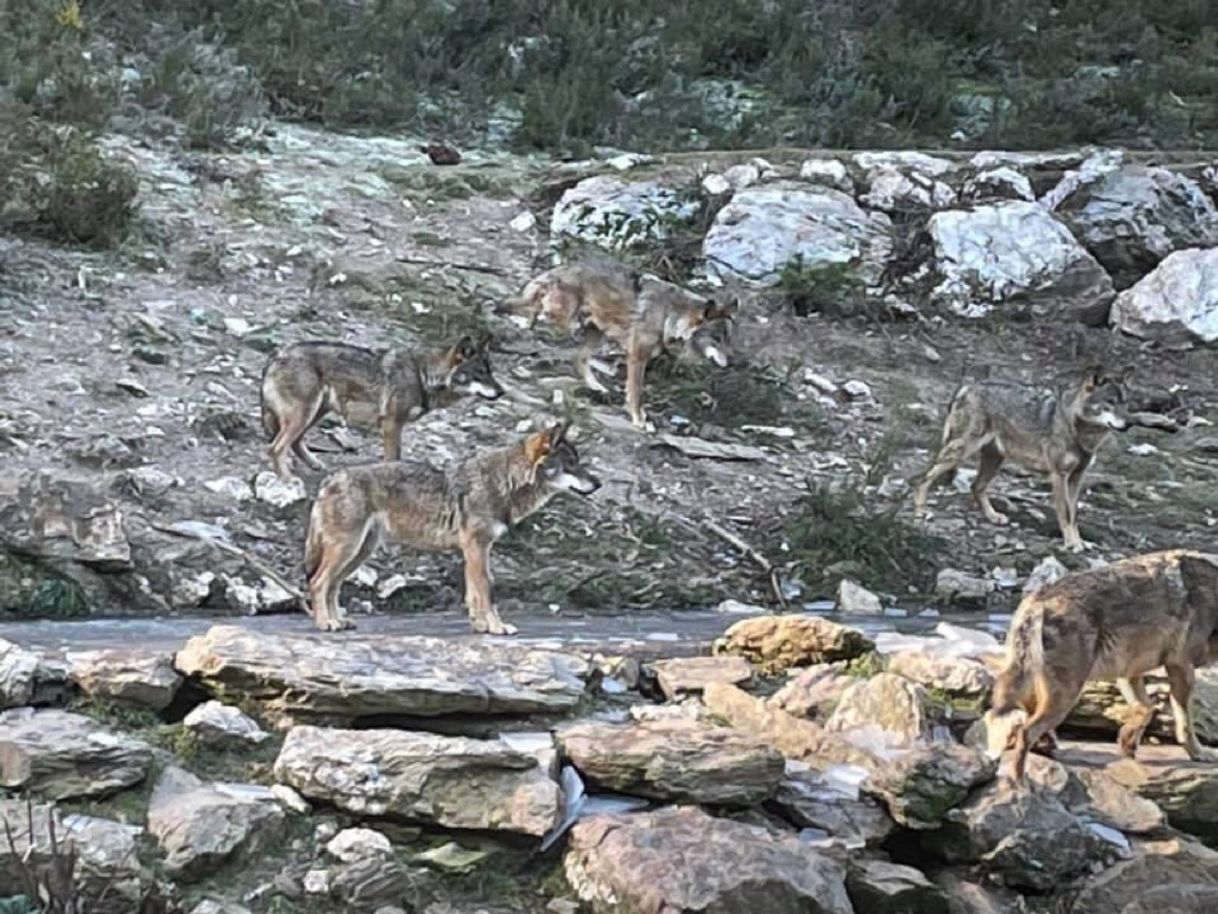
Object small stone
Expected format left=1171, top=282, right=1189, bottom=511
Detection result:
left=252, top=471, right=306, bottom=508
left=303, top=869, right=330, bottom=895
left=413, top=841, right=492, bottom=874
left=205, top=477, right=252, bottom=502
left=68, top=649, right=182, bottom=712
left=935, top=568, right=995, bottom=605
left=183, top=701, right=270, bottom=749
left=1023, top=555, right=1068, bottom=595
left=326, top=827, right=394, bottom=863
left=836, top=579, right=882, bottom=614
left=648, top=655, right=752, bottom=700
left=843, top=380, right=873, bottom=399
left=509, top=211, right=537, bottom=233
left=271, top=784, right=311, bottom=815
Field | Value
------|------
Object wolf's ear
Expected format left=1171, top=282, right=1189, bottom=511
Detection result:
left=524, top=428, right=555, bottom=466
left=706, top=297, right=739, bottom=321
left=451, top=334, right=477, bottom=362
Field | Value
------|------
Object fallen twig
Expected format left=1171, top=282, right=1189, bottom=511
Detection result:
left=703, top=518, right=789, bottom=609
left=151, top=522, right=309, bottom=615
left=395, top=255, right=511, bottom=277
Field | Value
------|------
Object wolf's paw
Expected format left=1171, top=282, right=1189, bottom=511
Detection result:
left=471, top=616, right=518, bottom=636
left=986, top=511, right=1010, bottom=526
left=317, top=617, right=356, bottom=633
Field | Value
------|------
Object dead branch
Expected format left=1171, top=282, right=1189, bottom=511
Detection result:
left=394, top=255, right=511, bottom=277
left=150, top=522, right=309, bottom=615
left=703, top=518, right=789, bottom=609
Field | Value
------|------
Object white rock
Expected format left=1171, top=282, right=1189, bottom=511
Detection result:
left=799, top=158, right=853, bottom=193
left=303, top=869, right=330, bottom=895
left=1022, top=556, right=1067, bottom=596
left=350, top=565, right=378, bottom=588
left=1040, top=148, right=1126, bottom=211
left=551, top=175, right=698, bottom=250
left=172, top=571, right=215, bottom=608
left=853, top=151, right=954, bottom=178
left=701, top=173, right=732, bottom=196
left=702, top=183, right=892, bottom=287
left=376, top=574, right=410, bottom=599
left=223, top=318, right=252, bottom=337
left=271, top=784, right=311, bottom=815
left=862, top=167, right=956, bottom=212
left=962, top=167, right=1036, bottom=202
left=0, top=639, right=40, bottom=709
left=205, top=477, right=252, bottom=502
left=1110, top=247, right=1218, bottom=344
left=842, top=380, right=872, bottom=400
left=837, top=579, right=882, bottom=615
left=325, top=827, right=394, bottom=863
left=252, top=471, right=306, bottom=508
left=803, top=370, right=840, bottom=395
left=509, top=211, right=537, bottom=233
left=928, top=201, right=1114, bottom=322
left=183, top=701, right=270, bottom=749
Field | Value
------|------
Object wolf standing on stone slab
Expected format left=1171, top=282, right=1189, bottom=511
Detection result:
left=985, top=550, right=1218, bottom=783
left=260, top=334, right=503, bottom=479
left=500, top=260, right=738, bottom=429
left=303, top=422, right=601, bottom=635
left=913, top=368, right=1131, bottom=552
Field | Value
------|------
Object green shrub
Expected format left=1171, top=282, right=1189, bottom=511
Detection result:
left=778, top=257, right=868, bottom=319
left=0, top=107, right=138, bottom=248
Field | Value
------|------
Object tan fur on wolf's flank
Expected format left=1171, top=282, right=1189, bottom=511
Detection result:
left=986, top=550, right=1218, bottom=783
left=502, top=259, right=738, bottom=429
left=260, top=334, right=501, bottom=478
left=914, top=368, right=1131, bottom=551
left=303, top=423, right=600, bottom=635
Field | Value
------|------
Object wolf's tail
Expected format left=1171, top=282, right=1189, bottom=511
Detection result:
left=989, top=600, right=1044, bottom=715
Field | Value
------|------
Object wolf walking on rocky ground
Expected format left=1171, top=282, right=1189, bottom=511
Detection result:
left=260, top=334, right=504, bottom=479
left=501, top=259, right=738, bottom=429
left=302, top=421, right=600, bottom=634
left=914, top=368, right=1131, bottom=552
left=985, top=550, right=1218, bottom=782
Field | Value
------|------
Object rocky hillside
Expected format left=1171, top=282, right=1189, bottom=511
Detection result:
left=2, top=129, right=1218, bottom=623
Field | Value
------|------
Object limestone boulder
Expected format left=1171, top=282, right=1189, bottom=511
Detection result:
left=826, top=672, right=934, bottom=749
left=0, top=638, right=41, bottom=709
left=1107, top=752, right=1218, bottom=840
left=702, top=183, right=892, bottom=287
left=557, top=718, right=783, bottom=806
left=771, top=764, right=894, bottom=847
left=864, top=744, right=996, bottom=830
left=928, top=201, right=1115, bottom=323
left=67, top=648, right=182, bottom=711
left=0, top=708, right=152, bottom=799
left=713, top=615, right=874, bottom=675
left=769, top=665, right=855, bottom=721
left=274, top=725, right=561, bottom=837
left=551, top=175, right=699, bottom=250
left=1071, top=838, right=1218, bottom=914
left=564, top=806, right=854, bottom=914
left=847, top=859, right=950, bottom=914
left=1121, top=885, right=1218, bottom=914
left=1110, top=247, right=1218, bottom=345
left=703, top=682, right=879, bottom=769
left=1053, top=165, right=1218, bottom=287
left=923, top=777, right=1119, bottom=891
left=862, top=168, right=957, bottom=213
left=175, top=624, right=590, bottom=723
left=147, top=766, right=284, bottom=881
left=885, top=651, right=993, bottom=701
left=0, top=801, right=161, bottom=914
left=183, top=700, right=270, bottom=749
left=960, top=167, right=1036, bottom=204
left=648, top=655, right=752, bottom=700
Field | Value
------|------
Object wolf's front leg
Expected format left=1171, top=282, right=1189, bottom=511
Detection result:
left=461, top=536, right=517, bottom=636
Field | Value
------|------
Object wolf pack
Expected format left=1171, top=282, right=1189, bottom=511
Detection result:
left=251, top=255, right=1218, bottom=781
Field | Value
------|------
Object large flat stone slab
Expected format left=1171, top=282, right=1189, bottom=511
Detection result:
left=565, top=806, right=854, bottom=914
left=274, top=725, right=562, bottom=837
left=557, top=719, right=783, bottom=805
left=0, top=708, right=152, bottom=799
left=175, top=624, right=590, bottom=723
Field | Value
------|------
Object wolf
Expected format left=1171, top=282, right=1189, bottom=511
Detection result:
left=913, top=368, right=1130, bottom=552
left=260, top=335, right=503, bottom=479
left=984, top=550, right=1218, bottom=783
left=500, top=260, right=738, bottom=428
left=302, top=421, right=600, bottom=634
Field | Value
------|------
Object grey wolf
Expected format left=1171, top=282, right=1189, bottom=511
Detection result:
left=501, top=260, right=738, bottom=429
left=302, top=422, right=600, bottom=634
left=984, top=550, right=1218, bottom=783
left=913, top=369, right=1130, bottom=551
left=260, top=335, right=503, bottom=479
